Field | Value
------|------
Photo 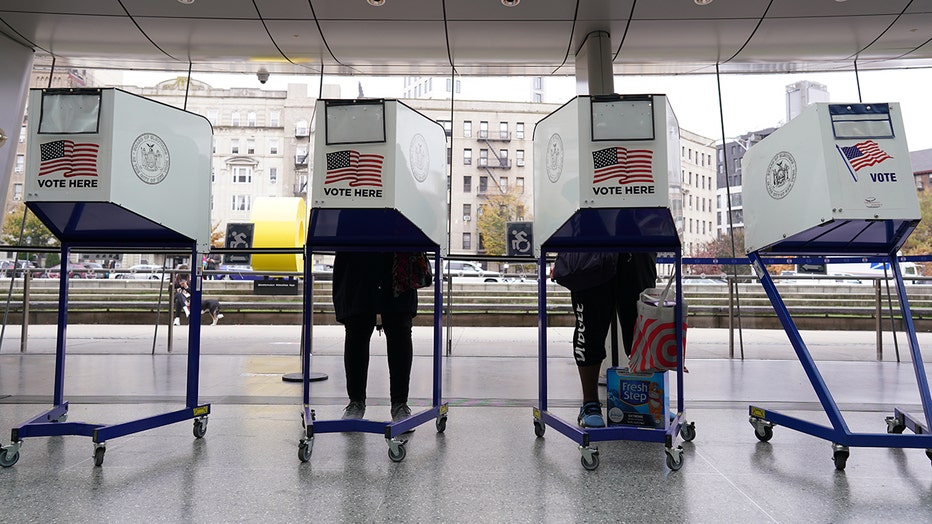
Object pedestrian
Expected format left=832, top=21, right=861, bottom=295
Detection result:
left=173, top=265, right=191, bottom=326
left=332, top=251, right=422, bottom=424
left=553, top=252, right=657, bottom=428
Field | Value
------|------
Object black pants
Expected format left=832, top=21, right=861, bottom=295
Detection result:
left=343, top=312, right=413, bottom=405
left=570, top=256, right=652, bottom=366
left=173, top=291, right=188, bottom=320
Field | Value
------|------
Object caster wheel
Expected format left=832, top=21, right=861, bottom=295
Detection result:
left=666, top=451, right=684, bottom=471
left=680, top=422, right=696, bottom=442
left=580, top=449, right=599, bottom=471
left=833, top=447, right=849, bottom=471
left=94, top=446, right=106, bottom=467
left=754, top=425, right=773, bottom=443
left=534, top=420, right=546, bottom=438
left=0, top=448, right=20, bottom=468
left=388, top=442, right=407, bottom=463
left=436, top=416, right=447, bottom=433
left=298, top=439, right=313, bottom=463
left=193, top=418, right=208, bottom=439
left=885, top=416, right=906, bottom=434
left=55, top=413, right=68, bottom=423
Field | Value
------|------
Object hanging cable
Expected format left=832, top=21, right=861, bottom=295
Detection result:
left=715, top=63, right=745, bottom=359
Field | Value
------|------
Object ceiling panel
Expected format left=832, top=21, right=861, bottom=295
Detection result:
left=3, top=0, right=932, bottom=77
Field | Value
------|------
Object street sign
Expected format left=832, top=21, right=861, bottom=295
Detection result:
left=797, top=263, right=826, bottom=274
left=225, top=223, right=254, bottom=265
left=506, top=221, right=533, bottom=257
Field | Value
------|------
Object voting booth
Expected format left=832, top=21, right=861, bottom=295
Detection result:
left=531, top=94, right=692, bottom=471
left=743, top=102, right=919, bottom=255
left=0, top=88, right=212, bottom=468
left=298, top=99, right=448, bottom=464
left=742, top=102, right=932, bottom=470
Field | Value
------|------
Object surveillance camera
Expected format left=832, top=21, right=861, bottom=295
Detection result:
left=257, top=68, right=269, bottom=84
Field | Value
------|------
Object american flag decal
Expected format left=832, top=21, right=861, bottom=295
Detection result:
left=592, top=147, right=654, bottom=184
left=325, top=150, right=384, bottom=187
left=839, top=140, right=892, bottom=172
left=38, top=140, right=100, bottom=177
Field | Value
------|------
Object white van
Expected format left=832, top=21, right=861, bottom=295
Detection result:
left=442, top=261, right=502, bottom=283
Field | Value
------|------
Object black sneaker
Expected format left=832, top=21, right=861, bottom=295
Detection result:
left=342, top=400, right=366, bottom=420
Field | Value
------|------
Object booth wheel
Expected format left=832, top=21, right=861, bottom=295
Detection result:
left=885, top=416, right=906, bottom=434
left=93, top=445, right=106, bottom=467
left=680, top=422, right=697, bottom=442
left=750, top=417, right=774, bottom=442
left=436, top=415, right=447, bottom=433
left=193, top=417, right=208, bottom=439
left=0, top=447, right=20, bottom=468
left=665, top=446, right=684, bottom=471
left=580, top=446, right=599, bottom=471
left=387, top=440, right=407, bottom=462
left=832, top=444, right=849, bottom=471
left=298, top=438, right=313, bottom=463
left=533, top=420, right=545, bottom=438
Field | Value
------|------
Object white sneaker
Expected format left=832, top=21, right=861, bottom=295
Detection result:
left=173, top=318, right=180, bottom=326
left=218, top=314, right=224, bottom=319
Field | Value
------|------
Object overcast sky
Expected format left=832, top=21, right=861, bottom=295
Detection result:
left=125, top=67, right=932, bottom=151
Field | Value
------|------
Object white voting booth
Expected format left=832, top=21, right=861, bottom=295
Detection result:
left=531, top=94, right=692, bottom=471
left=742, top=102, right=932, bottom=471
left=299, top=99, right=448, bottom=464
left=1, top=88, right=212, bottom=468
left=744, top=102, right=919, bottom=255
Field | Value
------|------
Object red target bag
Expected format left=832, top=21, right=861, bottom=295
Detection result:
left=628, top=278, right=687, bottom=373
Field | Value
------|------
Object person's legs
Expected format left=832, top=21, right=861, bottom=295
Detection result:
left=571, top=284, right=614, bottom=427
left=342, top=314, right=376, bottom=418
left=381, top=312, right=414, bottom=421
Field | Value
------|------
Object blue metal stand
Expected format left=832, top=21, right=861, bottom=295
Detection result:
left=532, top=208, right=693, bottom=471
left=747, top=248, right=932, bottom=470
left=297, top=208, right=448, bottom=464
left=0, top=242, right=210, bottom=468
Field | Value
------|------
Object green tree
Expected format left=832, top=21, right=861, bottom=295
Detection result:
left=475, top=187, right=530, bottom=256
left=1, top=203, right=59, bottom=268
left=902, top=190, right=932, bottom=275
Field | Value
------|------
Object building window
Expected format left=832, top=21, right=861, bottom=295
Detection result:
left=231, top=139, right=240, bottom=154
left=447, top=147, right=452, bottom=165
left=500, top=177, right=508, bottom=192
left=232, top=195, right=251, bottom=211
left=270, top=111, right=281, bottom=127
left=479, top=121, right=488, bottom=139
left=462, top=232, right=472, bottom=250
left=295, top=120, right=309, bottom=137
left=498, top=149, right=508, bottom=167
left=516, top=122, right=525, bottom=140
left=479, top=176, right=488, bottom=193
left=246, top=139, right=255, bottom=155
left=534, top=77, right=543, bottom=89
left=13, top=183, right=23, bottom=201
left=516, top=150, right=525, bottom=167
left=479, top=149, right=488, bottom=167
left=19, top=125, right=27, bottom=142
left=296, top=146, right=308, bottom=165
left=247, top=112, right=256, bottom=127
left=533, top=93, right=542, bottom=103
left=438, top=120, right=453, bottom=136
left=464, top=148, right=472, bottom=165
left=499, top=121, right=508, bottom=139
left=231, top=112, right=241, bottom=126
left=269, top=167, right=278, bottom=184
left=206, top=110, right=218, bottom=126
left=269, top=139, right=279, bottom=155
left=463, top=175, right=472, bottom=193
left=463, top=204, right=471, bottom=221
left=478, top=233, right=485, bottom=251
left=516, top=205, right=525, bottom=221
left=464, top=121, right=472, bottom=138
left=516, top=177, right=525, bottom=193
left=446, top=78, right=452, bottom=92
left=14, top=154, right=24, bottom=173
left=232, top=166, right=253, bottom=184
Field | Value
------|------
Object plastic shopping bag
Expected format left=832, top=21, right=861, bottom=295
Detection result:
left=628, top=278, right=687, bottom=373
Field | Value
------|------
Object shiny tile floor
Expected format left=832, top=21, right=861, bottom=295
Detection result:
left=2, top=325, right=932, bottom=522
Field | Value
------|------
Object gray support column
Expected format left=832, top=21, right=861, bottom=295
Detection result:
left=0, top=37, right=34, bottom=202
left=575, top=30, right=614, bottom=96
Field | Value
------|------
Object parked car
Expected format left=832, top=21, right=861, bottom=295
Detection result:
left=312, top=263, right=334, bottom=281
left=442, top=261, right=502, bottom=283
left=0, top=260, right=37, bottom=278
left=45, top=263, right=95, bottom=279
left=112, top=264, right=167, bottom=280
left=218, top=264, right=260, bottom=280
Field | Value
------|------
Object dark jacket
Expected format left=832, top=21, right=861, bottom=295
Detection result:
left=332, top=252, right=418, bottom=323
